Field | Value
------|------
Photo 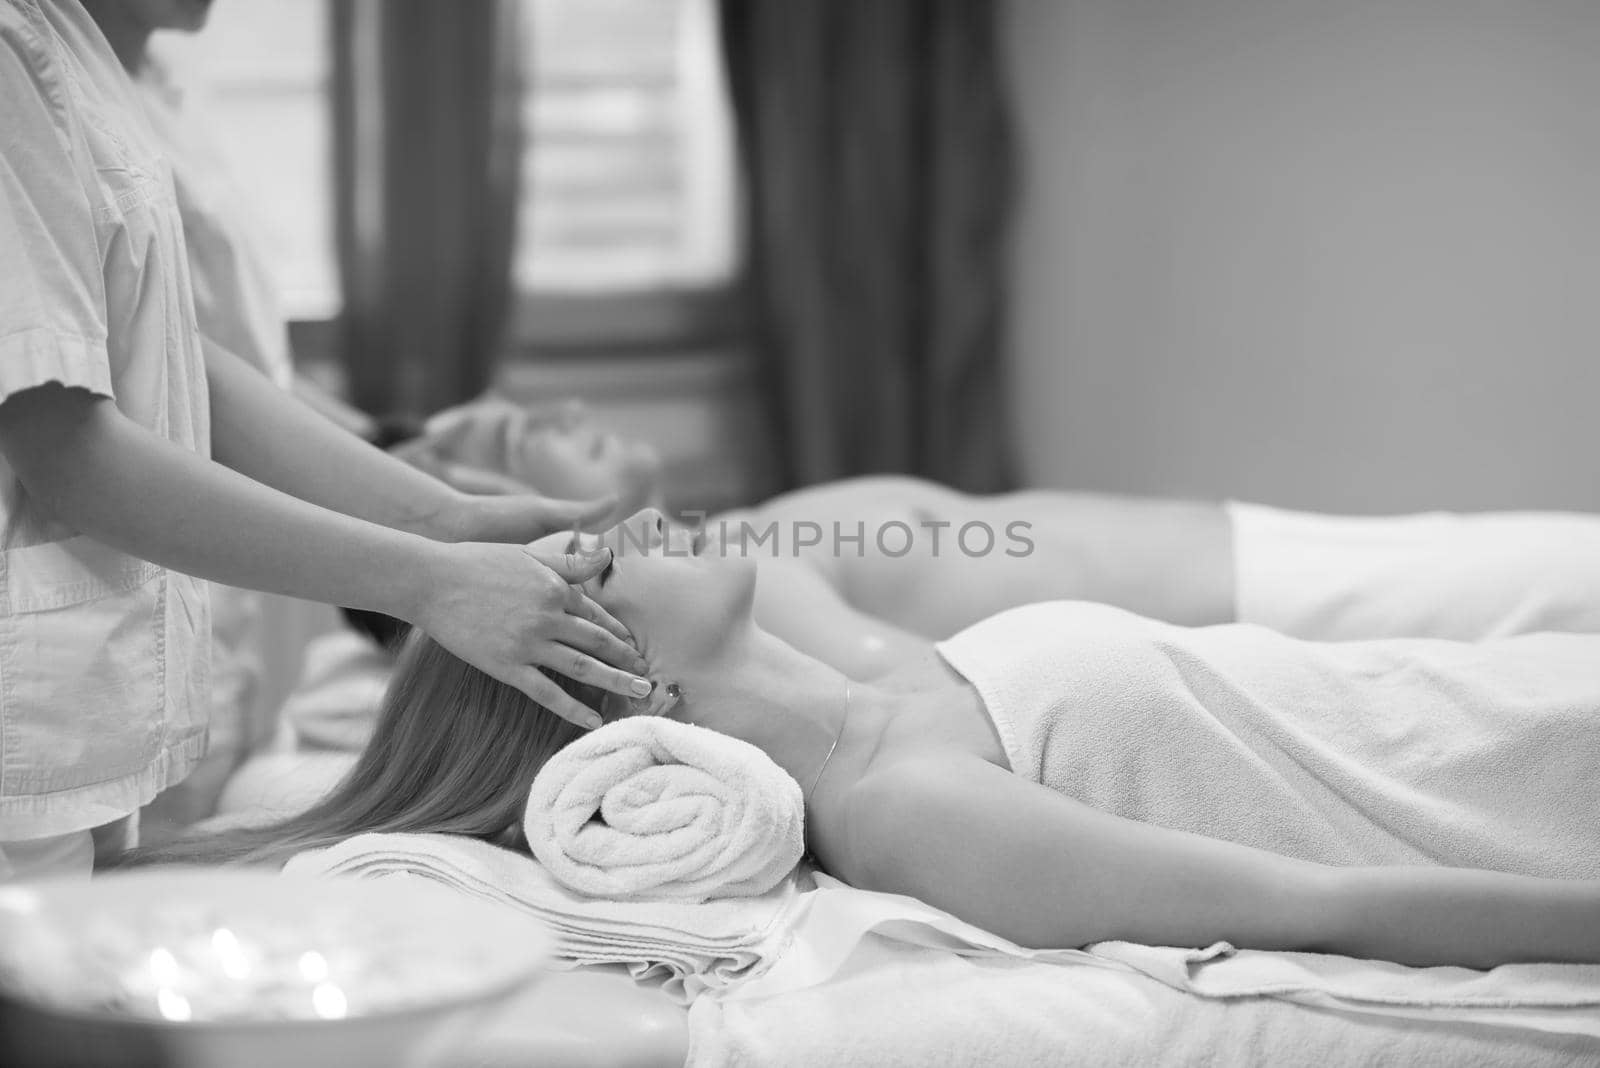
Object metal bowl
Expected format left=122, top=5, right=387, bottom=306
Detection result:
left=0, top=866, right=553, bottom=1068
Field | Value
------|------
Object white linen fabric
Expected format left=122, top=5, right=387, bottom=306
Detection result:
left=688, top=876, right=1600, bottom=1066
left=1089, top=939, right=1600, bottom=1038
left=287, top=836, right=1600, bottom=1061
left=132, top=58, right=299, bottom=828
left=0, top=0, right=211, bottom=839
left=1229, top=501, right=1600, bottom=641
left=280, top=629, right=393, bottom=752
left=525, top=717, right=804, bottom=902
left=937, top=600, right=1600, bottom=878
left=0, top=829, right=93, bottom=882
left=132, top=57, right=293, bottom=388
left=285, top=832, right=803, bottom=1004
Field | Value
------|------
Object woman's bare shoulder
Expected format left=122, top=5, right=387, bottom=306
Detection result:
left=719, top=475, right=965, bottom=528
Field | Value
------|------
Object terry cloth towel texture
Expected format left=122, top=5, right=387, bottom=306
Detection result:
left=285, top=832, right=803, bottom=1004
left=524, top=716, right=805, bottom=902
left=936, top=601, right=1600, bottom=877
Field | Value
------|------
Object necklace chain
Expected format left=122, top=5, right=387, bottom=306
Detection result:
left=805, top=681, right=851, bottom=805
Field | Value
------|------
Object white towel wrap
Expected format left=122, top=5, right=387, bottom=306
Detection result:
left=524, top=717, right=804, bottom=902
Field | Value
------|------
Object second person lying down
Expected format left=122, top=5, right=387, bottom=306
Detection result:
left=394, top=397, right=1600, bottom=672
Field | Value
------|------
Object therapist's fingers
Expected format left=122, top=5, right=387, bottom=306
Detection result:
left=537, top=544, right=613, bottom=585
left=505, top=664, right=603, bottom=730
left=529, top=546, right=638, bottom=648
left=537, top=639, right=653, bottom=705
left=566, top=588, right=633, bottom=645
left=556, top=615, right=647, bottom=679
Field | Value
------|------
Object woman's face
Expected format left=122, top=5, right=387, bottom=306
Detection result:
left=531, top=507, right=757, bottom=672
left=511, top=405, right=660, bottom=511
left=428, top=400, right=661, bottom=511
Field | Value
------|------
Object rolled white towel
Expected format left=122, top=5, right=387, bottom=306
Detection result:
left=524, top=717, right=804, bottom=902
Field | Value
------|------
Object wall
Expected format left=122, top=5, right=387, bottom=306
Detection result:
left=1004, top=0, right=1600, bottom=512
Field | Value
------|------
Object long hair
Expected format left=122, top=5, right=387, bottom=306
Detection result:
left=121, top=632, right=599, bottom=868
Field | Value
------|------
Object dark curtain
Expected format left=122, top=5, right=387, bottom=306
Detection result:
left=720, top=0, right=1016, bottom=491
left=334, top=0, right=524, bottom=417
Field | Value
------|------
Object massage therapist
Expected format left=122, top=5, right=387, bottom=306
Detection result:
left=0, top=0, right=647, bottom=882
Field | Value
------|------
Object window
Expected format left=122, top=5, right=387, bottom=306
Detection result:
left=513, top=0, right=741, bottom=346
left=149, top=0, right=340, bottom=321
left=146, top=0, right=740, bottom=348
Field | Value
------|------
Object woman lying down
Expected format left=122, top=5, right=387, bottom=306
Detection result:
left=130, top=507, right=1600, bottom=971
left=398, top=401, right=1600, bottom=672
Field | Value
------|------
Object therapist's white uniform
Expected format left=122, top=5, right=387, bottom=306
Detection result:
left=133, top=59, right=293, bottom=391
left=131, top=57, right=294, bottom=832
left=0, top=0, right=211, bottom=876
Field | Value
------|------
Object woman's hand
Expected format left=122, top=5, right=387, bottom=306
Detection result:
left=415, top=540, right=651, bottom=728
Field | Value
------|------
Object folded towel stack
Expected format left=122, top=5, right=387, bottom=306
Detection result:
left=524, top=717, right=805, bottom=902
left=285, top=832, right=804, bottom=1003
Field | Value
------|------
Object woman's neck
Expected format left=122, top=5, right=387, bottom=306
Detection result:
left=81, top=1, right=155, bottom=74
left=673, top=628, right=866, bottom=796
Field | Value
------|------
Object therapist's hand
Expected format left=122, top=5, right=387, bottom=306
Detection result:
left=416, top=541, right=651, bottom=728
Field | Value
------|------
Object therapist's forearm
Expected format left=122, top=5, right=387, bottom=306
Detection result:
left=0, top=385, right=437, bottom=621
left=205, top=342, right=465, bottom=540
left=291, top=370, right=378, bottom=440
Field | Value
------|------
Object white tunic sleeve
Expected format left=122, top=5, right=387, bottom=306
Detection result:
left=0, top=1, right=113, bottom=404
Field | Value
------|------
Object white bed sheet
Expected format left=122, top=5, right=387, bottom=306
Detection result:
left=685, top=877, right=1600, bottom=1067
left=216, top=758, right=1600, bottom=1067
left=688, top=938, right=1598, bottom=1067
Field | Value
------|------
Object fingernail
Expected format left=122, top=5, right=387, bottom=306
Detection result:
left=586, top=715, right=603, bottom=730
left=630, top=677, right=652, bottom=697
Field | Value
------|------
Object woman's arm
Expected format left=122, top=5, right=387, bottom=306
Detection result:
left=207, top=342, right=613, bottom=543
left=290, top=370, right=378, bottom=440
left=832, top=752, right=1600, bottom=968
left=729, top=478, right=1236, bottom=636
left=0, top=384, right=645, bottom=724
left=2, top=382, right=437, bottom=615
left=1324, top=865, right=1600, bottom=969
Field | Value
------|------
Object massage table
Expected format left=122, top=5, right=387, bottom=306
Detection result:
left=214, top=752, right=1600, bottom=1067
left=449, top=948, right=1600, bottom=1068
